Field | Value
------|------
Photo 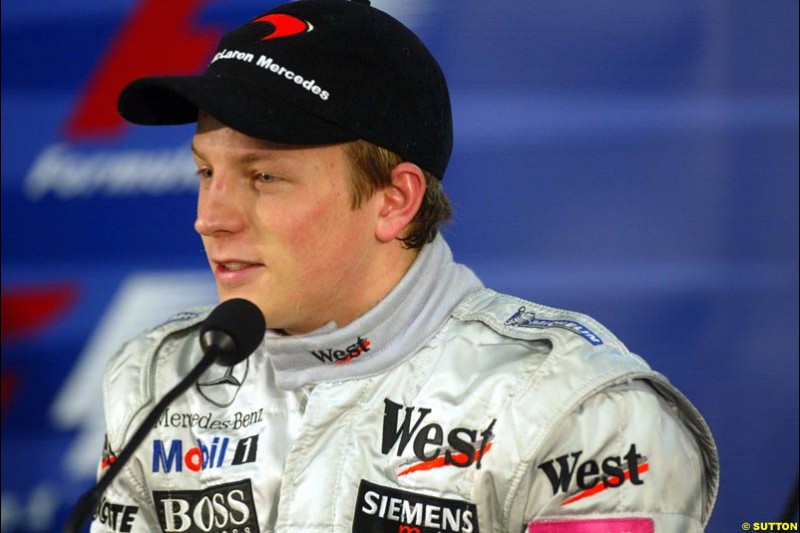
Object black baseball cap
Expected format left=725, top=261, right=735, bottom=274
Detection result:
left=117, top=0, right=453, bottom=178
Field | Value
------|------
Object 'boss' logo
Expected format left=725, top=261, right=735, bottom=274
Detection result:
left=152, top=479, right=258, bottom=533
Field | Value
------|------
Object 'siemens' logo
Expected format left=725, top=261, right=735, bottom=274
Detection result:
left=253, top=14, right=314, bottom=41
left=354, top=480, right=479, bottom=533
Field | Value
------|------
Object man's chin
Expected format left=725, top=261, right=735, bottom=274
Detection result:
left=215, top=292, right=316, bottom=334
left=217, top=292, right=270, bottom=322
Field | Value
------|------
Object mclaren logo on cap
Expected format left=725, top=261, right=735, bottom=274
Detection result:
left=253, top=14, right=314, bottom=41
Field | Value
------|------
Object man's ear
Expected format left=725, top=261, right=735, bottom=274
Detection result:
left=375, top=162, right=426, bottom=243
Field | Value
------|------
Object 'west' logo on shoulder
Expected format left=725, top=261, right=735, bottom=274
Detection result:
left=537, top=443, right=647, bottom=506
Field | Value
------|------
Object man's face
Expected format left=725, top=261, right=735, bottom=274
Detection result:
left=193, top=113, right=383, bottom=334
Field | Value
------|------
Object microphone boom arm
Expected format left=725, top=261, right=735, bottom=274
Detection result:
left=64, top=298, right=265, bottom=532
left=63, top=346, right=221, bottom=532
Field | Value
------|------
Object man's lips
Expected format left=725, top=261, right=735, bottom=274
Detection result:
left=212, top=260, right=265, bottom=284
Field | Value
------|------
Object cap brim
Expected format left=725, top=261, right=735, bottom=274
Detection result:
left=118, top=75, right=358, bottom=145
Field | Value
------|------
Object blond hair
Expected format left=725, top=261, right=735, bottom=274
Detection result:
left=343, top=140, right=452, bottom=249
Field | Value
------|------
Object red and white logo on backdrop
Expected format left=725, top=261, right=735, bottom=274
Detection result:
left=25, top=0, right=222, bottom=200
left=23, top=0, right=431, bottom=200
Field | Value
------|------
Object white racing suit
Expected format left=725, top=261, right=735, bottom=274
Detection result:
left=91, top=235, right=718, bottom=533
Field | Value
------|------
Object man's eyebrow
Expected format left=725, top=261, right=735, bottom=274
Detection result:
left=190, top=143, right=205, bottom=161
left=237, top=151, right=279, bottom=164
left=190, top=143, right=281, bottom=164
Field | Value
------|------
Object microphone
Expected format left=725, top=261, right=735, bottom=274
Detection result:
left=200, top=298, right=266, bottom=366
left=64, top=298, right=266, bottom=532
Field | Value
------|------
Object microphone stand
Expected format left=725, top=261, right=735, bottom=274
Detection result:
left=63, top=346, right=221, bottom=532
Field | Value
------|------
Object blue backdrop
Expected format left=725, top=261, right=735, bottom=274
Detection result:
left=2, top=1, right=798, bottom=531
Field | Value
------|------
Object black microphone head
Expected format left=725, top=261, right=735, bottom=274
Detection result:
left=199, top=298, right=266, bottom=366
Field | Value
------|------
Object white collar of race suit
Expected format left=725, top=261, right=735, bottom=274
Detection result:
left=265, top=234, right=484, bottom=390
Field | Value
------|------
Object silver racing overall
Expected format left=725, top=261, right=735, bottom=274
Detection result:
left=91, top=235, right=719, bottom=533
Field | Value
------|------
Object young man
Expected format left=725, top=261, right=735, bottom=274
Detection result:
left=93, top=0, right=719, bottom=531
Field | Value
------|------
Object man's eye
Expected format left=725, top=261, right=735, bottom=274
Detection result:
left=196, top=167, right=213, bottom=179
left=255, top=172, right=278, bottom=184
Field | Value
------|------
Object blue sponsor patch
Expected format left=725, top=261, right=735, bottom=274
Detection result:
left=504, top=306, right=603, bottom=346
left=164, top=310, right=203, bottom=323
left=155, top=309, right=208, bottom=329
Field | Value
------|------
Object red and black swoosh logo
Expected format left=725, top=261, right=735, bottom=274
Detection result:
left=253, top=14, right=313, bottom=41
left=561, top=462, right=649, bottom=506
left=397, top=443, right=494, bottom=477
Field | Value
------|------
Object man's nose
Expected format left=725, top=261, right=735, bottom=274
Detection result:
left=195, top=174, right=247, bottom=236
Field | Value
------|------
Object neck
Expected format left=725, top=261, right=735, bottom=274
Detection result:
left=285, top=241, right=419, bottom=335
left=265, top=234, right=484, bottom=389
